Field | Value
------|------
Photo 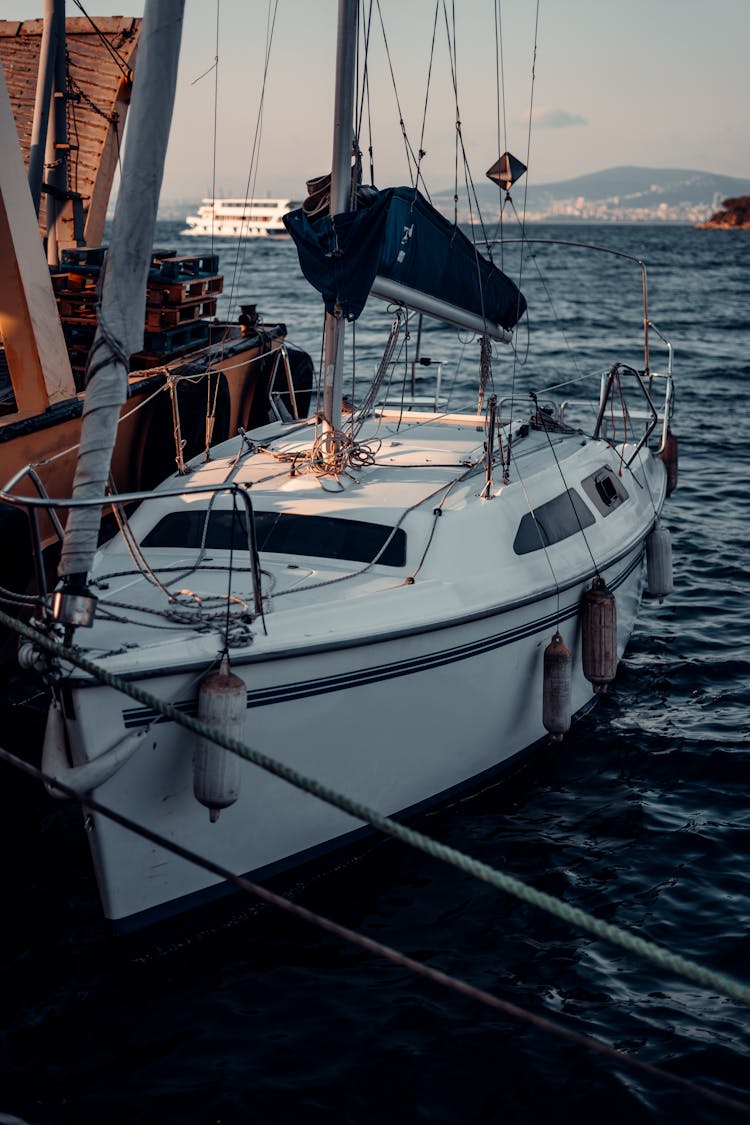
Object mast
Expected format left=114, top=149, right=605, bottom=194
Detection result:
left=321, top=0, right=358, bottom=445
left=43, top=0, right=68, bottom=266
left=55, top=0, right=185, bottom=621
left=27, top=0, right=60, bottom=216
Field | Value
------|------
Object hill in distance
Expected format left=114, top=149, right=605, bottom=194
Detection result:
left=157, top=167, right=750, bottom=224
left=435, top=165, right=750, bottom=223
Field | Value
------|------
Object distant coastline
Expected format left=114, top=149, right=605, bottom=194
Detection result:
left=146, top=167, right=750, bottom=225
left=696, top=196, right=750, bottom=230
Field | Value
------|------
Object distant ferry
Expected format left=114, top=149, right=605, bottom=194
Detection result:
left=182, top=197, right=297, bottom=238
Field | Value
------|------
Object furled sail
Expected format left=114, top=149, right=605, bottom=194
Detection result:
left=284, top=185, right=526, bottom=341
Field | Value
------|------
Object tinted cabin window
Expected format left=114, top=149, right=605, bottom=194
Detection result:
left=142, top=509, right=406, bottom=567
left=513, top=489, right=595, bottom=555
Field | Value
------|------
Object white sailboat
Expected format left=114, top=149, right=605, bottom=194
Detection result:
left=4, top=0, right=676, bottom=930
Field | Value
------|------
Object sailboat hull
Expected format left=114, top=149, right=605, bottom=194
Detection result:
left=65, top=541, right=645, bottom=929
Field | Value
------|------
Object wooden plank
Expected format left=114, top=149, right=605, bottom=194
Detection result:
left=0, top=62, right=75, bottom=410
left=147, top=275, right=224, bottom=306
left=144, top=297, right=217, bottom=331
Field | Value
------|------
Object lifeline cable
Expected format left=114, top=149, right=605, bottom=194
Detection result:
left=0, top=743, right=747, bottom=1119
left=0, top=604, right=749, bottom=1012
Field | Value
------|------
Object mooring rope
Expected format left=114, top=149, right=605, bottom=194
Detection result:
left=0, top=743, right=746, bottom=1118
left=0, top=604, right=748, bottom=1012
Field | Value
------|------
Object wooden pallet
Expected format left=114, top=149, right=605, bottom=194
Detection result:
left=147, top=274, right=224, bottom=306
left=57, top=291, right=99, bottom=318
left=51, top=250, right=220, bottom=374
left=137, top=319, right=211, bottom=359
left=144, top=296, right=217, bottom=332
left=152, top=253, right=219, bottom=280
left=60, top=245, right=108, bottom=272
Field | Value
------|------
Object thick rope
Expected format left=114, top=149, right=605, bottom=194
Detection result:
left=0, top=743, right=747, bottom=1119
left=1, top=605, right=749, bottom=1009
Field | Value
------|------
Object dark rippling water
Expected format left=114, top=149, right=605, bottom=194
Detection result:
left=1, top=221, right=748, bottom=1124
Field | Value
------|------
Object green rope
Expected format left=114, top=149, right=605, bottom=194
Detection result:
left=2, top=604, right=749, bottom=1007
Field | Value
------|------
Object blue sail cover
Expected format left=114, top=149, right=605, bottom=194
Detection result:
left=283, top=186, right=526, bottom=330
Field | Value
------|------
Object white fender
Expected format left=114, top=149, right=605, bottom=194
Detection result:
left=646, top=518, right=673, bottom=600
left=41, top=699, right=146, bottom=799
left=194, top=657, right=245, bottom=822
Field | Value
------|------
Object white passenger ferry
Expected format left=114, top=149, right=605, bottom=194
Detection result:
left=182, top=197, right=296, bottom=238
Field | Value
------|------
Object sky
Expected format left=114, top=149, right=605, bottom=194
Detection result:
left=3, top=1, right=749, bottom=202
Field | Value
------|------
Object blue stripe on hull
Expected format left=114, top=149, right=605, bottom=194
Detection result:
left=121, top=551, right=642, bottom=729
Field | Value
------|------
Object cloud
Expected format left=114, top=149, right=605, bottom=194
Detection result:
left=531, top=107, right=587, bottom=129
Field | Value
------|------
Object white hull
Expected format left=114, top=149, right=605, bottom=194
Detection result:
left=181, top=221, right=290, bottom=239
left=37, top=382, right=671, bottom=930
left=181, top=197, right=295, bottom=239
left=64, top=510, right=648, bottom=927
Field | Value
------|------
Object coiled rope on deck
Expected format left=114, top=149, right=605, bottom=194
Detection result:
left=1, top=605, right=749, bottom=1010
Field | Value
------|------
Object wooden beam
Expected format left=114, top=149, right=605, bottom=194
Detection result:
left=0, top=59, right=76, bottom=413
left=84, top=63, right=137, bottom=247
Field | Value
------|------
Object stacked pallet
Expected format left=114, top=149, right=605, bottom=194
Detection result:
left=137, top=252, right=222, bottom=367
left=53, top=246, right=106, bottom=386
left=52, top=247, right=224, bottom=383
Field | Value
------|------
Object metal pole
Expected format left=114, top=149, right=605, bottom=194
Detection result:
left=45, top=0, right=67, bottom=266
left=28, top=0, right=57, bottom=214
left=321, top=0, right=358, bottom=441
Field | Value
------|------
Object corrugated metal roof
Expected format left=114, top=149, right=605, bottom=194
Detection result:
left=0, top=16, right=141, bottom=246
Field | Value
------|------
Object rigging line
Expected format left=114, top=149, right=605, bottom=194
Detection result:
left=507, top=0, right=540, bottom=439
left=439, top=1, right=488, bottom=243
left=529, top=391, right=601, bottom=577
left=222, top=495, right=237, bottom=658
left=224, top=0, right=280, bottom=316
left=374, top=0, right=420, bottom=184
left=204, top=367, right=222, bottom=458
left=0, top=751, right=746, bottom=1121
left=3, top=605, right=750, bottom=1012
left=407, top=473, right=472, bottom=581
left=511, top=212, right=584, bottom=380
left=211, top=1, right=220, bottom=261
left=438, top=0, right=493, bottom=325
left=493, top=0, right=508, bottom=258
left=0, top=586, right=46, bottom=609
left=353, top=309, right=405, bottom=432
left=356, top=0, right=374, bottom=140
left=360, top=0, right=376, bottom=185
left=65, top=65, right=81, bottom=198
left=414, top=2, right=440, bottom=201
left=509, top=449, right=564, bottom=622
left=393, top=310, right=412, bottom=430
left=439, top=0, right=460, bottom=227
left=107, top=479, right=176, bottom=602
left=217, top=464, right=453, bottom=598
left=24, top=381, right=168, bottom=472
left=70, top=0, right=134, bottom=79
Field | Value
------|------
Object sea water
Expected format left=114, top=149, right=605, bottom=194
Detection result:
left=0, top=222, right=748, bottom=1124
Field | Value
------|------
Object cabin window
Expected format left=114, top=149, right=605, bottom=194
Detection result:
left=141, top=508, right=407, bottom=567
left=513, top=488, right=595, bottom=555
left=581, top=466, right=628, bottom=516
